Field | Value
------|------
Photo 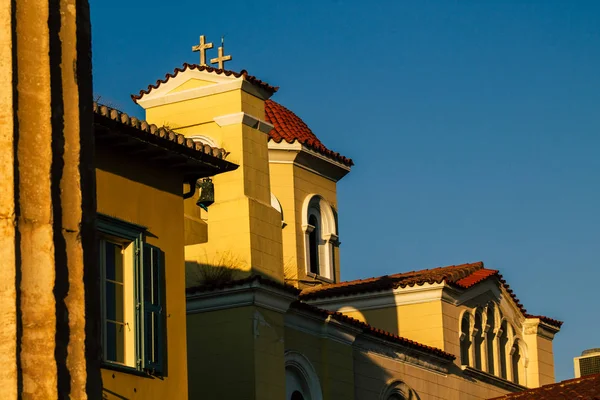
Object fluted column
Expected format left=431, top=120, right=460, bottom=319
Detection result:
left=0, top=0, right=99, bottom=397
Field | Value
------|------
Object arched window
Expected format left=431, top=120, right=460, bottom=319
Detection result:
left=308, top=214, right=319, bottom=274
left=474, top=310, right=484, bottom=370
left=302, top=195, right=337, bottom=280
left=498, top=320, right=508, bottom=379
left=285, top=351, right=322, bottom=400
left=460, top=313, right=471, bottom=366
left=380, top=380, right=420, bottom=400
left=511, top=340, right=522, bottom=385
left=486, top=305, right=495, bottom=375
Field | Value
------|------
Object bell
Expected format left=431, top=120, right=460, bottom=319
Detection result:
left=196, top=178, right=215, bottom=211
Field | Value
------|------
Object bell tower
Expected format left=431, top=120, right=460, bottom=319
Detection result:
left=134, top=63, right=284, bottom=283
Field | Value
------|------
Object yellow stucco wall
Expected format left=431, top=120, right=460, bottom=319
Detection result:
left=187, top=306, right=287, bottom=399
left=284, top=327, right=355, bottom=400
left=143, top=80, right=284, bottom=284
left=96, top=144, right=188, bottom=399
left=269, top=161, right=341, bottom=286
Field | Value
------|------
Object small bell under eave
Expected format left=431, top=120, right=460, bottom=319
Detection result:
left=196, top=178, right=214, bottom=211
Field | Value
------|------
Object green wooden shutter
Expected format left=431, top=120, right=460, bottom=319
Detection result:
left=140, top=243, right=164, bottom=374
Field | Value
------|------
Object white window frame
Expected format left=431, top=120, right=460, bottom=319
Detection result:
left=301, top=194, right=338, bottom=281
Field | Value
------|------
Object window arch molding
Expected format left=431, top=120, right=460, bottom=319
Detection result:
left=285, top=351, right=323, bottom=400
left=379, top=379, right=420, bottom=400
left=458, top=309, right=472, bottom=366
left=188, top=134, right=219, bottom=148
left=301, top=194, right=338, bottom=280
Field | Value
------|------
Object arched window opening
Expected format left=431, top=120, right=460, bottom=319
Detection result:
left=474, top=311, right=483, bottom=370
left=308, top=214, right=319, bottom=274
left=291, top=391, right=305, bottom=400
left=380, top=380, right=420, bottom=400
left=511, top=341, right=521, bottom=385
left=486, top=305, right=495, bottom=375
left=460, top=313, right=471, bottom=366
left=302, top=195, right=337, bottom=281
left=285, top=351, right=322, bottom=400
left=499, top=320, right=508, bottom=379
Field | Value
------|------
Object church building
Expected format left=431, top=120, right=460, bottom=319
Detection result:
left=113, top=36, right=564, bottom=400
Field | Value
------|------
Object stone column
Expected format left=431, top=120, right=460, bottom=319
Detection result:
left=0, top=0, right=100, bottom=398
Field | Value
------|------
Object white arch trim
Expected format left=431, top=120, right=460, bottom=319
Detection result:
left=188, top=134, right=219, bottom=148
left=285, top=351, right=323, bottom=400
left=301, top=194, right=338, bottom=280
left=379, top=379, right=420, bottom=400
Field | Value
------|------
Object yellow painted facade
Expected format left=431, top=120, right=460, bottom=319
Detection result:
left=95, top=143, right=190, bottom=399
left=127, top=64, right=561, bottom=400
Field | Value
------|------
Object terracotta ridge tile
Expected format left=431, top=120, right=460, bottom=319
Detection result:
left=131, top=63, right=278, bottom=103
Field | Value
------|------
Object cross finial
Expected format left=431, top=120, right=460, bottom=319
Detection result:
left=210, top=36, right=232, bottom=70
left=192, top=35, right=213, bottom=66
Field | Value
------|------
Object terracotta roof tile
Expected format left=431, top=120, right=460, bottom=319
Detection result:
left=93, top=102, right=234, bottom=163
left=131, top=63, right=278, bottom=103
left=291, top=301, right=455, bottom=361
left=300, top=262, right=562, bottom=329
left=488, top=373, right=600, bottom=400
left=265, top=100, right=354, bottom=166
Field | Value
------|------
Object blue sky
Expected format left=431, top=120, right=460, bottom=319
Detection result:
left=91, top=0, right=600, bottom=382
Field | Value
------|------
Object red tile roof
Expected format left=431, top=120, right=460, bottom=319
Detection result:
left=300, top=262, right=562, bottom=329
left=131, top=63, right=278, bottom=103
left=265, top=100, right=354, bottom=167
left=488, top=373, right=600, bottom=400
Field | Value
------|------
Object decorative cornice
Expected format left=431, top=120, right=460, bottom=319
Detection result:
left=213, top=112, right=274, bottom=133
left=186, top=278, right=297, bottom=314
left=268, top=141, right=351, bottom=182
left=285, top=307, right=361, bottom=346
left=354, top=335, right=452, bottom=374
left=306, top=282, right=448, bottom=310
left=523, top=318, right=560, bottom=340
left=461, top=366, right=527, bottom=392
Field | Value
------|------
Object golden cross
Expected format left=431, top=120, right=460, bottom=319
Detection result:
left=210, top=37, right=232, bottom=69
left=192, top=35, right=213, bottom=66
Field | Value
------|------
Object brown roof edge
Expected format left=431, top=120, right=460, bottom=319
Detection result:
left=290, top=301, right=456, bottom=361
left=186, top=274, right=300, bottom=297
left=131, top=63, right=278, bottom=103
left=93, top=102, right=238, bottom=174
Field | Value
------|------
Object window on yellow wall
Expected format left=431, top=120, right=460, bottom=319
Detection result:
left=98, top=214, right=165, bottom=376
left=486, top=305, right=496, bottom=375
left=308, top=214, right=320, bottom=274
left=460, top=313, right=471, bottom=366
left=499, top=320, right=509, bottom=379
left=474, top=310, right=484, bottom=370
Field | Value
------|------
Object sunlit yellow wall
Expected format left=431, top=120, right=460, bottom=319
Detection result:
left=187, top=306, right=286, bottom=399
left=95, top=144, right=188, bottom=399
left=143, top=81, right=284, bottom=283
left=269, top=162, right=341, bottom=286
left=524, top=326, right=556, bottom=387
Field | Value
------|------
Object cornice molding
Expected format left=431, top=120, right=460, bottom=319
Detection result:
left=354, top=335, right=451, bottom=374
left=213, top=112, right=274, bottom=133
left=306, top=282, right=448, bottom=310
left=186, top=280, right=297, bottom=314
left=268, top=141, right=350, bottom=182
left=461, top=366, right=527, bottom=392
left=285, top=307, right=362, bottom=346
